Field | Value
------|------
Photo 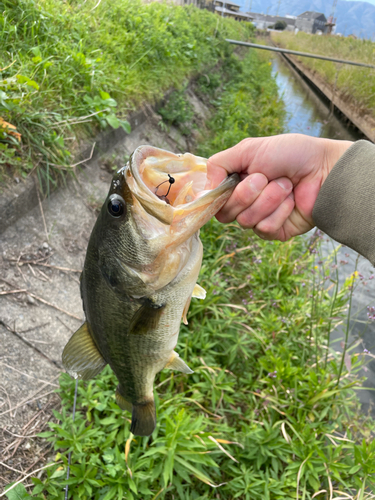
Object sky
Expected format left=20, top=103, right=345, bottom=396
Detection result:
left=349, top=0, right=375, bottom=3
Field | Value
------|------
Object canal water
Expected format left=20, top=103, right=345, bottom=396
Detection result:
left=272, top=55, right=375, bottom=415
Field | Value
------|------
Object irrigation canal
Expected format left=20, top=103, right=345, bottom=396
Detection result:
left=272, top=55, right=375, bottom=415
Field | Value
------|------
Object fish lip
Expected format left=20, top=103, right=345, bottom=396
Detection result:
left=126, top=145, right=239, bottom=213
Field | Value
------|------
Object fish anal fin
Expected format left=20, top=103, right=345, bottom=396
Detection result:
left=192, top=283, right=206, bottom=299
left=130, top=400, right=156, bottom=437
left=165, top=351, right=193, bottom=374
left=116, top=386, right=132, bottom=412
left=129, top=300, right=165, bottom=335
left=62, top=322, right=107, bottom=380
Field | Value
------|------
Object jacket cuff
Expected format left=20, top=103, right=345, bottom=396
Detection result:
left=312, top=140, right=375, bottom=265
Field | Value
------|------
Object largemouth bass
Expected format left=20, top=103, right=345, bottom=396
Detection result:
left=62, top=145, right=239, bottom=436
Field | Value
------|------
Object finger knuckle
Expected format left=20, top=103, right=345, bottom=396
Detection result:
left=253, top=228, right=273, bottom=241
left=236, top=212, right=255, bottom=229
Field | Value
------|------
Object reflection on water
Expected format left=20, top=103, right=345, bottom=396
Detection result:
left=272, top=55, right=375, bottom=415
left=272, top=56, right=359, bottom=141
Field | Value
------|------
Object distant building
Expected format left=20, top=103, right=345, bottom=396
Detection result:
left=142, top=0, right=200, bottom=5
left=249, top=12, right=296, bottom=31
left=295, top=11, right=328, bottom=34
left=212, top=0, right=253, bottom=21
left=143, top=0, right=253, bottom=21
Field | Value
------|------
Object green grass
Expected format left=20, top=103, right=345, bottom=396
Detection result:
left=4, top=46, right=375, bottom=499
left=5, top=225, right=375, bottom=500
left=196, top=50, right=285, bottom=156
left=271, top=31, right=375, bottom=120
left=0, top=0, right=252, bottom=188
left=157, top=48, right=285, bottom=153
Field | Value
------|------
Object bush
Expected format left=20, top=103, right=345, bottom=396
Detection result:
left=274, top=20, right=287, bottom=30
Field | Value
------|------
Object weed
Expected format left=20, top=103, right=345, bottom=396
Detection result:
left=158, top=86, right=194, bottom=136
left=197, top=49, right=285, bottom=157
left=5, top=224, right=375, bottom=499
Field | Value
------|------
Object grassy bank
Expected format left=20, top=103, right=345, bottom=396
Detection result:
left=0, top=0, right=252, bottom=188
left=196, top=50, right=285, bottom=155
left=6, top=227, right=375, bottom=499
left=158, top=49, right=285, bottom=154
left=4, top=48, right=375, bottom=500
left=271, top=31, right=375, bottom=120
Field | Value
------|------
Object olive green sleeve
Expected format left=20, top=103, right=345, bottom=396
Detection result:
left=312, top=140, right=375, bottom=265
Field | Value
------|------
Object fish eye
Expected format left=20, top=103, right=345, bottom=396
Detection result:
left=107, top=195, right=126, bottom=218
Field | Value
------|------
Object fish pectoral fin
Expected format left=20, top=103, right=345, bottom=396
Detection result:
left=131, top=400, right=156, bottom=437
left=128, top=299, right=165, bottom=335
left=165, top=351, right=194, bottom=374
left=192, top=283, right=206, bottom=299
left=116, top=386, right=133, bottom=413
left=62, top=322, right=107, bottom=380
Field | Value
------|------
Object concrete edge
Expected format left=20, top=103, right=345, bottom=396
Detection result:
left=281, top=52, right=375, bottom=143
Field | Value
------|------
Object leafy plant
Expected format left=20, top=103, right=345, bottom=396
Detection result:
left=197, top=50, right=285, bottom=157
left=4, top=222, right=375, bottom=499
left=158, top=87, right=194, bottom=135
left=0, top=0, right=253, bottom=188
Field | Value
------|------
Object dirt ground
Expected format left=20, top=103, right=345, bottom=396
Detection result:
left=0, top=91, right=209, bottom=490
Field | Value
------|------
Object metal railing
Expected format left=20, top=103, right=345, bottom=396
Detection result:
left=225, top=39, right=375, bottom=69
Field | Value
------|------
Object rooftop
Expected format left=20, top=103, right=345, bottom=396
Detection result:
left=214, top=0, right=241, bottom=7
left=248, top=12, right=296, bottom=24
left=215, top=6, right=253, bottom=18
left=298, top=11, right=326, bottom=19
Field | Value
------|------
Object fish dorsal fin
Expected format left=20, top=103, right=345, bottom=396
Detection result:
left=62, top=322, right=107, bottom=380
left=129, top=300, right=165, bottom=335
left=192, top=283, right=206, bottom=299
left=165, top=351, right=193, bottom=374
left=131, top=400, right=156, bottom=437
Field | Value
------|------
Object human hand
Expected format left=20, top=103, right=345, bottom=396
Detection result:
left=207, top=134, right=352, bottom=241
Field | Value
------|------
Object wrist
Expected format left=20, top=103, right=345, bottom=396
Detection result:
left=321, top=139, right=353, bottom=187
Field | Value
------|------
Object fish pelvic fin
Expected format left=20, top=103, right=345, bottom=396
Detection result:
left=182, top=284, right=206, bottom=325
left=192, top=283, right=206, bottom=299
left=130, top=400, right=156, bottom=437
left=115, top=386, right=132, bottom=412
left=62, top=322, right=107, bottom=380
left=182, top=296, right=191, bottom=325
left=165, top=351, right=194, bottom=374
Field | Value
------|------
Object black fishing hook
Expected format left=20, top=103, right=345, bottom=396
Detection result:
left=155, top=174, right=175, bottom=203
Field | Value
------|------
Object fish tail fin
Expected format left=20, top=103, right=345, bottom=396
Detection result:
left=130, top=399, right=156, bottom=437
left=115, top=386, right=133, bottom=413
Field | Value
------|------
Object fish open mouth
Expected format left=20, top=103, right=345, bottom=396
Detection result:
left=130, top=146, right=208, bottom=207
left=126, top=145, right=239, bottom=227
